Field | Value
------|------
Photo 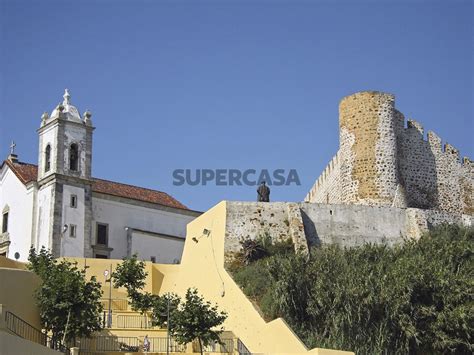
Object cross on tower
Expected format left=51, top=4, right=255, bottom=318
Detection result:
left=9, top=141, right=16, bottom=155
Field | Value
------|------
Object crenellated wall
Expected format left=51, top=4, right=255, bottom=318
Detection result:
left=304, top=152, right=342, bottom=203
left=306, top=91, right=473, bottom=217
left=397, top=120, right=473, bottom=215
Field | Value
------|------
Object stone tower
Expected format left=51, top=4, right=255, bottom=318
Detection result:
left=306, top=90, right=473, bottom=217
left=338, top=91, right=404, bottom=206
left=36, top=89, right=94, bottom=257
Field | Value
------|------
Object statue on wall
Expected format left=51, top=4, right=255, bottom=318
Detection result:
left=257, top=181, right=270, bottom=202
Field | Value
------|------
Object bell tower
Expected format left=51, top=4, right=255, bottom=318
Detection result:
left=37, top=89, right=93, bottom=181
left=35, top=89, right=95, bottom=257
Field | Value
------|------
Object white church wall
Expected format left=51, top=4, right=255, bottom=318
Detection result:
left=0, top=168, right=34, bottom=261
left=60, top=185, right=86, bottom=257
left=131, top=230, right=184, bottom=263
left=36, top=183, right=53, bottom=252
left=92, top=195, right=194, bottom=260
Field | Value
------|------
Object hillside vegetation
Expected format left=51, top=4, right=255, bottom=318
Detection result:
left=227, top=225, right=473, bottom=354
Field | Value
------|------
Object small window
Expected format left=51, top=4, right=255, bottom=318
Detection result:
left=69, top=143, right=79, bottom=171
left=95, top=254, right=108, bottom=259
left=150, top=256, right=156, bottom=263
left=70, top=195, right=77, bottom=208
left=2, top=212, right=8, bottom=234
left=96, top=223, right=108, bottom=245
left=45, top=145, right=51, bottom=172
left=69, top=224, right=77, bottom=238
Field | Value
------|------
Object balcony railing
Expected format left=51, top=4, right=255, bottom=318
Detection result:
left=116, top=314, right=153, bottom=329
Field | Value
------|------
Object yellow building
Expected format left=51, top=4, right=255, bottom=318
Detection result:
left=0, top=201, right=353, bottom=355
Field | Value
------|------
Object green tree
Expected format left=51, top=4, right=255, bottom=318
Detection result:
left=172, top=288, right=227, bottom=355
left=112, top=254, right=154, bottom=314
left=28, top=247, right=103, bottom=346
left=113, top=255, right=227, bottom=354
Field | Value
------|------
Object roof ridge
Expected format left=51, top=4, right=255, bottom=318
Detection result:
left=92, top=176, right=169, bottom=196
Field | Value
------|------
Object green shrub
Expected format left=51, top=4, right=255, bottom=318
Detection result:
left=231, top=225, right=473, bottom=354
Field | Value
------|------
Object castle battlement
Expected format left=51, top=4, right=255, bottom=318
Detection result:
left=306, top=91, right=473, bottom=217
left=406, top=119, right=424, bottom=135
left=305, top=151, right=341, bottom=203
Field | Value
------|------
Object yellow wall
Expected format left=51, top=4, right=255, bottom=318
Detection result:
left=0, top=255, right=27, bottom=269
left=170, top=202, right=308, bottom=353
left=165, top=201, right=352, bottom=354
left=0, top=267, right=41, bottom=328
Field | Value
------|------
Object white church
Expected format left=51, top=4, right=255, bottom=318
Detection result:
left=0, top=90, right=200, bottom=262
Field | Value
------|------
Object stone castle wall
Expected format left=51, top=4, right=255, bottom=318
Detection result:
left=224, top=202, right=474, bottom=255
left=305, top=91, right=473, bottom=217
left=305, top=152, right=342, bottom=204
left=397, top=120, right=473, bottom=215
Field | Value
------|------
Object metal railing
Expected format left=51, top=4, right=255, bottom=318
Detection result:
left=79, top=336, right=140, bottom=352
left=78, top=336, right=185, bottom=352
left=116, top=314, right=152, bottom=329
left=148, top=337, right=186, bottom=352
left=5, top=311, right=70, bottom=354
left=77, top=334, right=249, bottom=354
left=198, top=338, right=235, bottom=353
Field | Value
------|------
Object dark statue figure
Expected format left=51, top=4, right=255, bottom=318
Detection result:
left=257, top=181, right=270, bottom=202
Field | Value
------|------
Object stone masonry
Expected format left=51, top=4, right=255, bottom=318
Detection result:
left=223, top=201, right=473, bottom=256
left=305, top=91, right=473, bottom=217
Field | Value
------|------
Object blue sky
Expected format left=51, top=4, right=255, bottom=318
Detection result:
left=1, top=0, right=472, bottom=211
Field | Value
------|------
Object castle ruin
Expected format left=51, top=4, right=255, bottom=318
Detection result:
left=305, top=91, right=473, bottom=216
left=223, top=91, right=473, bottom=254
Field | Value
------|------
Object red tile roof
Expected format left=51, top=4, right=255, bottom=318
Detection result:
left=4, top=160, right=38, bottom=185
left=2, top=160, right=189, bottom=210
left=92, top=177, right=188, bottom=209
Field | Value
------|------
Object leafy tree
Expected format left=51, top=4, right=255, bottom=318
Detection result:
left=112, top=254, right=154, bottom=314
left=172, top=288, right=227, bottom=354
left=28, top=247, right=103, bottom=346
left=113, top=255, right=227, bottom=354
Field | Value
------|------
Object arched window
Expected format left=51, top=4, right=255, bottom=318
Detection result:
left=2, top=205, right=9, bottom=234
left=45, top=145, right=51, bottom=172
left=69, top=143, right=79, bottom=171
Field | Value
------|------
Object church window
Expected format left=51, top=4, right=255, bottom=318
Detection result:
left=96, top=223, right=108, bottom=245
left=2, top=212, right=8, bottom=234
left=70, top=195, right=77, bottom=208
left=69, top=143, right=79, bottom=171
left=69, top=224, right=77, bottom=238
left=45, top=145, right=51, bottom=172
